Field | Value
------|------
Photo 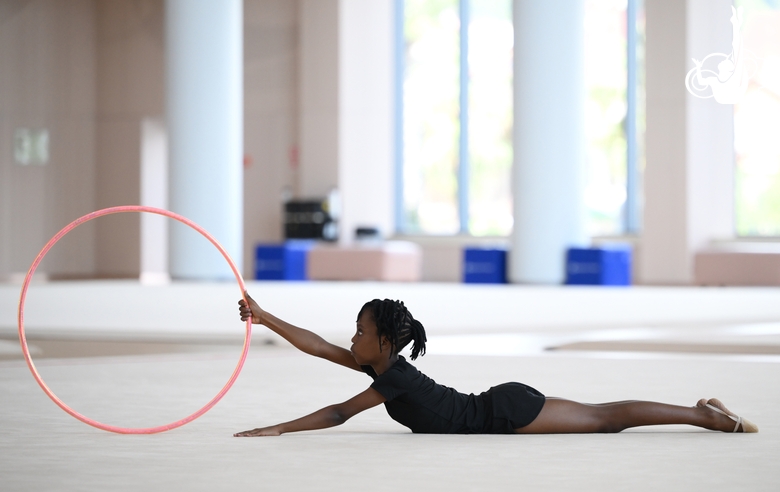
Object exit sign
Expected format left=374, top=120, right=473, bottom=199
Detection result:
left=14, top=128, right=49, bottom=165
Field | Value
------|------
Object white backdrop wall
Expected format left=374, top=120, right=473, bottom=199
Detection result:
left=642, top=0, right=735, bottom=284
left=0, top=0, right=747, bottom=284
left=0, top=0, right=299, bottom=280
left=0, top=0, right=97, bottom=279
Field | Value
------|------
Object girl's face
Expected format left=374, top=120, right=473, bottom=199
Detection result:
left=350, top=311, right=388, bottom=365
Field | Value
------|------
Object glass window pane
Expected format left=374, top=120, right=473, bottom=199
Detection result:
left=584, top=0, right=628, bottom=236
left=734, top=2, right=780, bottom=236
left=467, top=0, right=513, bottom=236
left=403, top=0, right=461, bottom=234
left=634, top=1, right=646, bottom=233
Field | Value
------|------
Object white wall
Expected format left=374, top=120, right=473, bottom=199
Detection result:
left=0, top=0, right=97, bottom=279
left=0, top=0, right=748, bottom=284
left=642, top=0, right=735, bottom=284
left=298, top=0, right=340, bottom=199
left=298, top=0, right=394, bottom=243
left=685, top=0, right=735, bottom=260
left=94, top=0, right=165, bottom=277
left=1, top=0, right=302, bottom=281
left=243, top=0, right=299, bottom=271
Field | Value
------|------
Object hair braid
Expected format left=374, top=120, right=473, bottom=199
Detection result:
left=357, top=299, right=427, bottom=360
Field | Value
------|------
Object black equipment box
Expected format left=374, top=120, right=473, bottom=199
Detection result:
left=284, top=199, right=338, bottom=241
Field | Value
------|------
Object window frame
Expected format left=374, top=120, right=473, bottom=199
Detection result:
left=394, top=0, right=644, bottom=238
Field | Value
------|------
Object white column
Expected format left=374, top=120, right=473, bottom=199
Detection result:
left=338, top=0, right=394, bottom=241
left=165, top=0, right=243, bottom=280
left=510, top=0, right=587, bottom=284
left=140, top=118, right=169, bottom=285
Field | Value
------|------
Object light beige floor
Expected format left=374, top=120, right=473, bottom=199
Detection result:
left=1, top=282, right=779, bottom=491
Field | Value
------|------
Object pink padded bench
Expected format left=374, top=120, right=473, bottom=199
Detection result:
left=308, top=242, right=422, bottom=281
left=694, top=248, right=780, bottom=286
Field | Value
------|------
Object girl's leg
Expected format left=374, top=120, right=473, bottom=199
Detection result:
left=515, top=397, right=749, bottom=434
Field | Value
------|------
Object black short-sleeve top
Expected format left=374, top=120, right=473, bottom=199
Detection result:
left=362, top=356, right=487, bottom=434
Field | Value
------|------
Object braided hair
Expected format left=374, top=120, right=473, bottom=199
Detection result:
left=357, top=299, right=427, bottom=360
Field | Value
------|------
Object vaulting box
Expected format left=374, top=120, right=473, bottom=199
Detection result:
left=694, top=249, right=780, bottom=286
left=255, top=241, right=313, bottom=280
left=307, top=242, right=422, bottom=281
left=463, top=247, right=507, bottom=284
left=565, top=246, right=632, bottom=286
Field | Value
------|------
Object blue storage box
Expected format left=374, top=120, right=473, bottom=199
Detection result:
left=255, top=241, right=313, bottom=280
left=463, top=247, right=507, bottom=284
left=565, top=246, right=632, bottom=286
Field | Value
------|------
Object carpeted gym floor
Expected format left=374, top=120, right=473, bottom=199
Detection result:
left=1, top=281, right=778, bottom=491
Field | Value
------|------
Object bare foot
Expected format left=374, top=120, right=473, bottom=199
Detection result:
left=697, top=398, right=758, bottom=433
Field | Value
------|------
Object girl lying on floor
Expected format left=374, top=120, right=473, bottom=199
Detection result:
left=234, top=295, right=757, bottom=436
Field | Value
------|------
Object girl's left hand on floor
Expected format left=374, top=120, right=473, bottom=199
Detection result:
left=234, top=426, right=281, bottom=437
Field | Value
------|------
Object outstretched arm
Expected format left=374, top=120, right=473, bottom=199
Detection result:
left=234, top=387, right=386, bottom=436
left=239, top=293, right=361, bottom=371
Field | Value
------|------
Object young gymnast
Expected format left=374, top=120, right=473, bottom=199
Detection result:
left=234, top=295, right=758, bottom=436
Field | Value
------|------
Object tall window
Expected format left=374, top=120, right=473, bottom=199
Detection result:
left=583, top=0, right=644, bottom=236
left=397, top=0, right=513, bottom=236
left=396, top=0, right=643, bottom=237
left=734, top=1, right=780, bottom=236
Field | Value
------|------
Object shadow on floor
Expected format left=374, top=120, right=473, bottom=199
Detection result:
left=0, top=336, right=278, bottom=360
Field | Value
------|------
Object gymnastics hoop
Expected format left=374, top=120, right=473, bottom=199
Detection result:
left=17, top=205, right=252, bottom=434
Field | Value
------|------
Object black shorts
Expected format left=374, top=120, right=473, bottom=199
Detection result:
left=481, top=382, right=546, bottom=434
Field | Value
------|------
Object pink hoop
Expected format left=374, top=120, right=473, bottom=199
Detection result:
left=17, top=205, right=252, bottom=434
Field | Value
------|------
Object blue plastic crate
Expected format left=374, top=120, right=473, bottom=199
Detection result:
left=463, top=247, right=507, bottom=284
left=255, top=241, right=313, bottom=281
left=565, top=246, right=632, bottom=286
